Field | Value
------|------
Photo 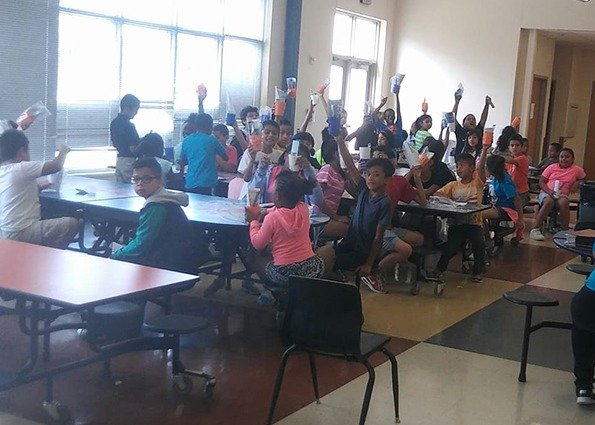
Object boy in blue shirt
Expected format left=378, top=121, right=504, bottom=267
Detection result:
left=179, top=113, right=228, bottom=195
left=317, top=131, right=394, bottom=294
left=111, top=157, right=199, bottom=272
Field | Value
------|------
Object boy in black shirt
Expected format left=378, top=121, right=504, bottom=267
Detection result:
left=110, top=94, right=140, bottom=183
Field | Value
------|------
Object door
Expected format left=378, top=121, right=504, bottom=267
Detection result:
left=584, top=82, right=595, bottom=179
left=527, top=76, right=547, bottom=162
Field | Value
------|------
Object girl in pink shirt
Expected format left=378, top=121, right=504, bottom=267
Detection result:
left=246, top=170, right=324, bottom=289
left=531, top=148, right=586, bottom=240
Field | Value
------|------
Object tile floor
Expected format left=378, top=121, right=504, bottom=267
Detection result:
left=0, top=226, right=594, bottom=424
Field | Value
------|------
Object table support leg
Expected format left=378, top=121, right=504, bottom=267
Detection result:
left=518, top=305, right=533, bottom=382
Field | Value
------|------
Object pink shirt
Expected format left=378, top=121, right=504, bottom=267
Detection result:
left=542, top=163, right=586, bottom=195
left=249, top=202, right=314, bottom=266
left=316, top=164, right=345, bottom=213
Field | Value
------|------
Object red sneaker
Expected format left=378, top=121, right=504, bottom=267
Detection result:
left=360, top=275, right=387, bottom=294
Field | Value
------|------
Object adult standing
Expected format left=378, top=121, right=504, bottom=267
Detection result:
left=110, top=94, right=140, bottom=183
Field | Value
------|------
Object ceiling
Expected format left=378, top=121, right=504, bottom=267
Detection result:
left=540, top=29, right=595, bottom=50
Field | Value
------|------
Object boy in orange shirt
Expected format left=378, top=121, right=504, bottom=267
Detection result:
left=505, top=135, right=530, bottom=206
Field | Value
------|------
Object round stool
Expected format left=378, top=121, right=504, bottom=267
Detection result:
left=566, top=264, right=595, bottom=276
left=87, top=301, right=145, bottom=342
left=144, top=314, right=215, bottom=396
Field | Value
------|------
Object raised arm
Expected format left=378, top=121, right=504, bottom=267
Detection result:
left=298, top=101, right=315, bottom=133
left=41, top=145, right=70, bottom=176
left=231, top=121, right=248, bottom=150
left=319, top=91, right=329, bottom=117
left=477, top=145, right=489, bottom=182
left=373, top=96, right=388, bottom=117
left=336, top=129, right=360, bottom=187
left=411, top=166, right=427, bottom=206
left=478, top=96, right=491, bottom=129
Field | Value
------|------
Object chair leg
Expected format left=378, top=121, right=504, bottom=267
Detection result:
left=518, top=305, right=533, bottom=382
left=307, top=353, right=320, bottom=403
left=266, top=345, right=297, bottom=425
left=382, top=348, right=400, bottom=423
left=359, top=358, right=376, bottom=425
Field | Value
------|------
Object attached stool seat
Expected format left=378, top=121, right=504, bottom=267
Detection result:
left=86, top=301, right=144, bottom=342
left=144, top=314, right=216, bottom=396
left=566, top=263, right=595, bottom=276
left=503, top=290, right=571, bottom=382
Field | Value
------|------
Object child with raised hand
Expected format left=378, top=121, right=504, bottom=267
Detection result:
left=530, top=148, right=586, bottom=240
left=277, top=118, right=294, bottom=151
left=536, top=142, right=562, bottom=174
left=452, top=90, right=492, bottom=156
left=0, top=129, right=79, bottom=249
left=316, top=138, right=350, bottom=239
left=491, top=125, right=517, bottom=157
left=238, top=120, right=284, bottom=190
left=179, top=113, right=228, bottom=195
left=230, top=105, right=259, bottom=157
left=411, top=114, right=432, bottom=151
left=429, top=147, right=489, bottom=283
left=482, top=154, right=525, bottom=242
left=505, top=135, right=530, bottom=206
left=292, top=132, right=321, bottom=169
left=212, top=124, right=238, bottom=173
left=316, top=131, right=403, bottom=294
left=245, top=169, right=325, bottom=294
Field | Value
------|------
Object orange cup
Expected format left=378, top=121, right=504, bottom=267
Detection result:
left=483, top=127, right=494, bottom=147
left=245, top=205, right=261, bottom=220
left=274, top=100, right=286, bottom=117
left=419, top=153, right=430, bottom=167
left=249, top=134, right=262, bottom=151
left=511, top=116, right=521, bottom=129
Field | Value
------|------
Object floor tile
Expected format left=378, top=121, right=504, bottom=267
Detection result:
left=276, top=343, right=595, bottom=425
left=427, top=285, right=575, bottom=372
left=528, top=256, right=587, bottom=292
left=361, top=274, right=521, bottom=341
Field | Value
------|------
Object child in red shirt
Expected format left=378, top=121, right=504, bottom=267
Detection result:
left=505, top=135, right=530, bottom=206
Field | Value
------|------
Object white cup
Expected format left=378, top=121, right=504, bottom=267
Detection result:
left=288, top=153, right=300, bottom=172
left=359, top=146, right=371, bottom=160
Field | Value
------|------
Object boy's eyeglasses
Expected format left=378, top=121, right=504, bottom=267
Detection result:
left=131, top=176, right=158, bottom=184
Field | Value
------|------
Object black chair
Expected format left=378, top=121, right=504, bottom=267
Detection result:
left=266, top=276, right=400, bottom=425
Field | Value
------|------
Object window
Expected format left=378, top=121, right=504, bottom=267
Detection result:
left=57, top=0, right=266, bottom=166
left=330, top=11, right=381, bottom=130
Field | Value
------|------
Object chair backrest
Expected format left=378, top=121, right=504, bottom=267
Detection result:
left=227, top=177, right=244, bottom=199
left=283, top=276, right=363, bottom=355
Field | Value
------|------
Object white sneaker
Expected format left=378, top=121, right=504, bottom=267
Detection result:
left=530, top=228, right=545, bottom=241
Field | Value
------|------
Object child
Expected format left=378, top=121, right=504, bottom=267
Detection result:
left=411, top=114, right=432, bottom=151
left=316, top=138, right=350, bottom=239
left=530, top=148, right=586, bottom=240
left=238, top=120, right=284, bottom=196
left=521, top=137, right=533, bottom=165
left=0, top=129, right=78, bottom=248
left=112, top=157, right=199, bottom=273
left=230, top=105, right=259, bottom=156
left=110, top=93, right=140, bottom=183
left=277, top=118, right=294, bottom=151
left=483, top=154, right=525, bottom=241
left=292, top=132, right=321, bottom=169
left=452, top=93, right=491, bottom=156
left=317, top=132, right=401, bottom=294
left=137, top=132, right=173, bottom=178
left=429, top=150, right=489, bottom=283
left=491, top=126, right=517, bottom=157
left=505, top=135, right=530, bottom=206
left=462, top=128, right=482, bottom=160
left=179, top=113, right=228, bottom=195
left=571, top=269, right=595, bottom=405
left=245, top=170, right=325, bottom=291
left=212, top=124, right=238, bottom=173
left=410, top=138, right=455, bottom=197
left=536, top=142, right=562, bottom=174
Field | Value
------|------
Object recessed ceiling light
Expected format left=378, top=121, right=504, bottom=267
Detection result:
left=578, top=0, right=591, bottom=3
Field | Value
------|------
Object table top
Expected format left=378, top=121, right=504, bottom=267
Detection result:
left=40, top=175, right=137, bottom=204
left=84, top=193, right=329, bottom=228
left=218, top=172, right=240, bottom=184
left=0, top=239, right=198, bottom=308
left=396, top=199, right=491, bottom=219
left=553, top=230, right=594, bottom=258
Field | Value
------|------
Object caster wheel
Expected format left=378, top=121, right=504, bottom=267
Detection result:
left=461, top=262, right=472, bottom=274
left=204, top=379, right=217, bottom=397
left=43, top=401, right=72, bottom=425
left=410, top=280, right=421, bottom=296
left=510, top=237, right=519, bottom=247
left=173, top=375, right=193, bottom=395
left=434, top=282, right=445, bottom=297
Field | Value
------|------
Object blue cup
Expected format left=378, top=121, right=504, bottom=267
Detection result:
left=225, top=112, right=236, bottom=126
left=164, top=147, right=174, bottom=161
left=260, top=113, right=271, bottom=122
left=328, top=116, right=340, bottom=137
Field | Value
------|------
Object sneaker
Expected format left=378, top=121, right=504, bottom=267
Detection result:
left=257, top=289, right=276, bottom=306
left=426, top=270, right=443, bottom=281
left=471, top=274, right=483, bottom=283
left=241, top=280, right=260, bottom=296
left=577, top=389, right=595, bottom=405
left=530, top=228, right=545, bottom=241
left=360, top=275, right=387, bottom=294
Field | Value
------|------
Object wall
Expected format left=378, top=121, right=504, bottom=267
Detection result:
left=293, top=0, right=398, bottom=146
left=550, top=45, right=574, bottom=142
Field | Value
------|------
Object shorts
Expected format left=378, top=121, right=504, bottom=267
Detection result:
left=381, top=228, right=407, bottom=257
left=493, top=206, right=512, bottom=221
left=265, top=255, right=325, bottom=286
left=519, top=192, right=530, bottom=206
left=2, top=217, right=76, bottom=248
left=538, top=191, right=567, bottom=206
left=334, top=240, right=368, bottom=271
left=115, top=157, right=136, bottom=183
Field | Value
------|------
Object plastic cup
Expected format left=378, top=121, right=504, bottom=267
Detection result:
left=310, top=92, right=319, bottom=106
left=359, top=146, right=371, bottom=160
left=339, top=153, right=347, bottom=169
left=286, top=77, right=297, bottom=98
left=318, top=79, right=330, bottom=94
left=328, top=116, right=340, bottom=137
left=259, top=105, right=272, bottom=122
left=511, top=116, right=521, bottom=128
left=288, top=153, right=300, bottom=171
left=197, top=83, right=207, bottom=98
left=225, top=112, right=236, bottom=126
left=421, top=99, right=428, bottom=114
left=249, top=134, right=263, bottom=152
left=247, top=188, right=261, bottom=206
left=483, top=127, right=494, bottom=147
left=274, top=100, right=286, bottom=118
